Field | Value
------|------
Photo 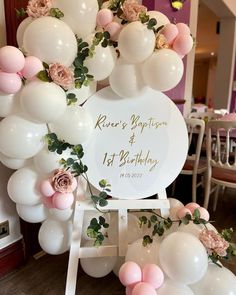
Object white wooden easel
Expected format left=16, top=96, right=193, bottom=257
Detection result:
left=65, top=181, right=170, bottom=295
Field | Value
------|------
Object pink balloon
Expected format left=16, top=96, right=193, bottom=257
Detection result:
left=119, top=261, right=142, bottom=287
left=0, top=46, right=25, bottom=73
left=132, top=282, right=156, bottom=295
left=177, top=207, right=192, bottom=219
left=21, top=56, right=43, bottom=80
left=105, top=21, right=122, bottom=41
left=126, top=284, right=136, bottom=295
left=173, top=34, right=193, bottom=55
left=52, top=192, right=74, bottom=210
left=40, top=180, right=55, bottom=197
left=41, top=196, right=55, bottom=209
left=142, top=264, right=164, bottom=289
left=96, top=8, right=114, bottom=28
left=0, top=72, right=22, bottom=94
left=198, top=207, right=210, bottom=221
left=185, top=202, right=200, bottom=213
left=162, top=23, right=179, bottom=45
left=176, top=23, right=191, bottom=35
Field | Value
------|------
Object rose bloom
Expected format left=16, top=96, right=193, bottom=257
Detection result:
left=52, top=169, right=75, bottom=193
left=26, top=0, right=52, bottom=18
left=199, top=229, right=229, bottom=257
left=49, top=63, right=74, bottom=90
left=155, top=34, right=169, bottom=50
left=122, top=0, right=147, bottom=22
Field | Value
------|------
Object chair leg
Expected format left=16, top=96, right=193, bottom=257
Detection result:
left=171, top=180, right=176, bottom=197
left=192, top=174, right=197, bottom=203
left=203, top=175, right=211, bottom=209
left=213, top=185, right=220, bottom=211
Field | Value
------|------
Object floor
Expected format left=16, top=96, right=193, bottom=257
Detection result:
left=0, top=177, right=235, bottom=295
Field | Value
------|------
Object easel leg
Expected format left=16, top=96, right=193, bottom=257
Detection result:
left=157, top=190, right=170, bottom=217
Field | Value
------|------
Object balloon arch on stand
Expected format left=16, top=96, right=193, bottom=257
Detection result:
left=0, top=0, right=236, bottom=294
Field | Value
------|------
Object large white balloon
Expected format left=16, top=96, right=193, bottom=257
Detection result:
left=38, top=219, right=72, bottom=255
left=52, top=0, right=98, bottom=38
left=142, top=49, right=184, bottom=92
left=0, top=92, right=21, bottom=117
left=125, top=238, right=161, bottom=268
left=48, top=207, right=73, bottom=222
left=0, top=115, right=47, bottom=159
left=0, top=152, right=32, bottom=170
left=20, top=81, right=67, bottom=123
left=7, top=166, right=42, bottom=206
left=159, top=232, right=208, bottom=285
left=16, top=17, right=33, bottom=48
left=16, top=203, right=48, bottom=223
left=190, top=264, right=236, bottom=295
left=118, top=21, right=155, bottom=63
left=109, top=58, right=146, bottom=98
left=66, top=81, right=97, bottom=106
left=50, top=105, right=93, bottom=145
left=23, top=17, right=77, bottom=67
left=156, top=279, right=195, bottom=295
left=147, top=11, right=170, bottom=30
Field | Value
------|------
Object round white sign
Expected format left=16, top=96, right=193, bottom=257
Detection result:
left=83, top=87, right=188, bottom=199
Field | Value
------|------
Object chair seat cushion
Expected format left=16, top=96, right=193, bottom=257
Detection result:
left=183, top=159, right=207, bottom=171
left=212, top=167, right=236, bottom=183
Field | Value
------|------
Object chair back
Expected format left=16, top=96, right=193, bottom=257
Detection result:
left=188, top=112, right=222, bottom=123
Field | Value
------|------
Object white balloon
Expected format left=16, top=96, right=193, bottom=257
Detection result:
left=20, top=81, right=67, bottom=123
left=168, top=197, right=184, bottom=219
left=48, top=207, right=73, bottom=222
left=109, top=58, right=146, bottom=98
left=16, top=203, right=48, bottom=223
left=147, top=11, right=170, bottom=30
left=38, top=219, right=72, bottom=255
left=52, top=0, right=98, bottom=38
left=190, top=264, right=236, bottom=295
left=125, top=238, right=161, bottom=268
left=0, top=92, right=21, bottom=117
left=159, top=232, right=208, bottom=285
left=7, top=166, right=42, bottom=206
left=80, top=240, right=117, bottom=278
left=23, top=17, right=77, bottom=67
left=118, top=21, right=155, bottom=63
left=142, top=49, right=184, bottom=91
left=66, top=81, right=97, bottom=106
left=156, top=279, right=195, bottom=295
left=0, top=152, right=32, bottom=170
left=84, top=41, right=117, bottom=81
left=0, top=115, right=47, bottom=159
left=142, top=49, right=184, bottom=92
left=50, top=105, right=93, bottom=145
left=178, top=221, right=218, bottom=238
left=108, top=213, right=143, bottom=244
left=16, top=17, right=33, bottom=48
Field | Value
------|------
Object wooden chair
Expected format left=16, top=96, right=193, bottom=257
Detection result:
left=172, top=118, right=207, bottom=203
left=188, top=111, right=222, bottom=123
left=204, top=120, right=236, bottom=210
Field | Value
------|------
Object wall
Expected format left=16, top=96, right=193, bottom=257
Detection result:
left=0, top=0, right=22, bottom=250
left=192, top=59, right=209, bottom=102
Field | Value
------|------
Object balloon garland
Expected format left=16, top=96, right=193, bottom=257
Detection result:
left=0, top=0, right=236, bottom=294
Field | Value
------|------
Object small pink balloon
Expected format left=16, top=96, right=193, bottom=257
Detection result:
left=176, top=23, right=191, bottom=35
left=40, top=180, right=55, bottom=197
left=185, top=202, right=200, bottom=213
left=162, top=23, right=179, bottom=45
left=198, top=207, right=210, bottom=221
left=119, top=261, right=142, bottom=287
left=0, top=72, right=22, bottom=94
left=0, top=46, right=25, bottom=73
left=41, top=196, right=55, bottom=208
left=177, top=207, right=192, bottom=219
left=142, top=264, right=164, bottom=289
left=97, top=8, right=114, bottom=28
left=71, top=177, right=77, bottom=192
left=52, top=192, right=74, bottom=210
left=132, top=282, right=156, bottom=295
left=105, top=21, right=122, bottom=41
left=21, top=56, right=43, bottom=80
left=173, top=34, right=193, bottom=55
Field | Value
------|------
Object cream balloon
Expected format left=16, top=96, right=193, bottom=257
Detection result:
left=38, top=219, right=72, bottom=255
left=52, top=0, right=98, bottom=38
left=168, top=197, right=184, bottom=219
left=0, top=152, right=32, bottom=170
left=0, top=92, right=21, bottom=117
left=118, top=21, right=155, bottom=63
left=109, top=58, right=146, bottom=98
left=7, top=166, right=42, bottom=206
left=178, top=221, right=218, bottom=238
left=142, top=49, right=184, bottom=92
left=48, top=207, right=73, bottom=222
left=50, top=105, right=93, bottom=145
left=16, top=203, right=48, bottom=223
left=16, top=17, right=33, bottom=48
left=0, top=115, right=47, bottom=159
left=66, top=81, right=97, bottom=106
left=159, top=232, right=208, bottom=285
left=20, top=81, right=67, bottom=123
left=156, top=279, right=195, bottom=295
left=147, top=11, right=170, bottom=30
left=23, top=17, right=77, bottom=67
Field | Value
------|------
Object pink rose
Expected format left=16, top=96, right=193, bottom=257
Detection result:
left=52, top=169, right=77, bottom=193
left=49, top=63, right=74, bottom=90
left=122, top=0, right=147, bottom=22
left=199, top=229, right=229, bottom=257
left=155, top=34, right=169, bottom=49
left=26, top=0, right=52, bottom=18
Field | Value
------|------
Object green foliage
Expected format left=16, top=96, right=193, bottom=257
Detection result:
left=66, top=93, right=78, bottom=106
left=15, top=8, right=26, bottom=18
left=139, top=11, right=149, bottom=24
left=45, top=133, right=72, bottom=154
left=37, top=70, right=51, bottom=82
left=86, top=216, right=109, bottom=247
left=147, top=18, right=157, bottom=30
left=50, top=8, right=64, bottom=19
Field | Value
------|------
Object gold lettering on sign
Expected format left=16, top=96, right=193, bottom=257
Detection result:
left=130, top=114, right=167, bottom=133
left=94, top=114, right=128, bottom=131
